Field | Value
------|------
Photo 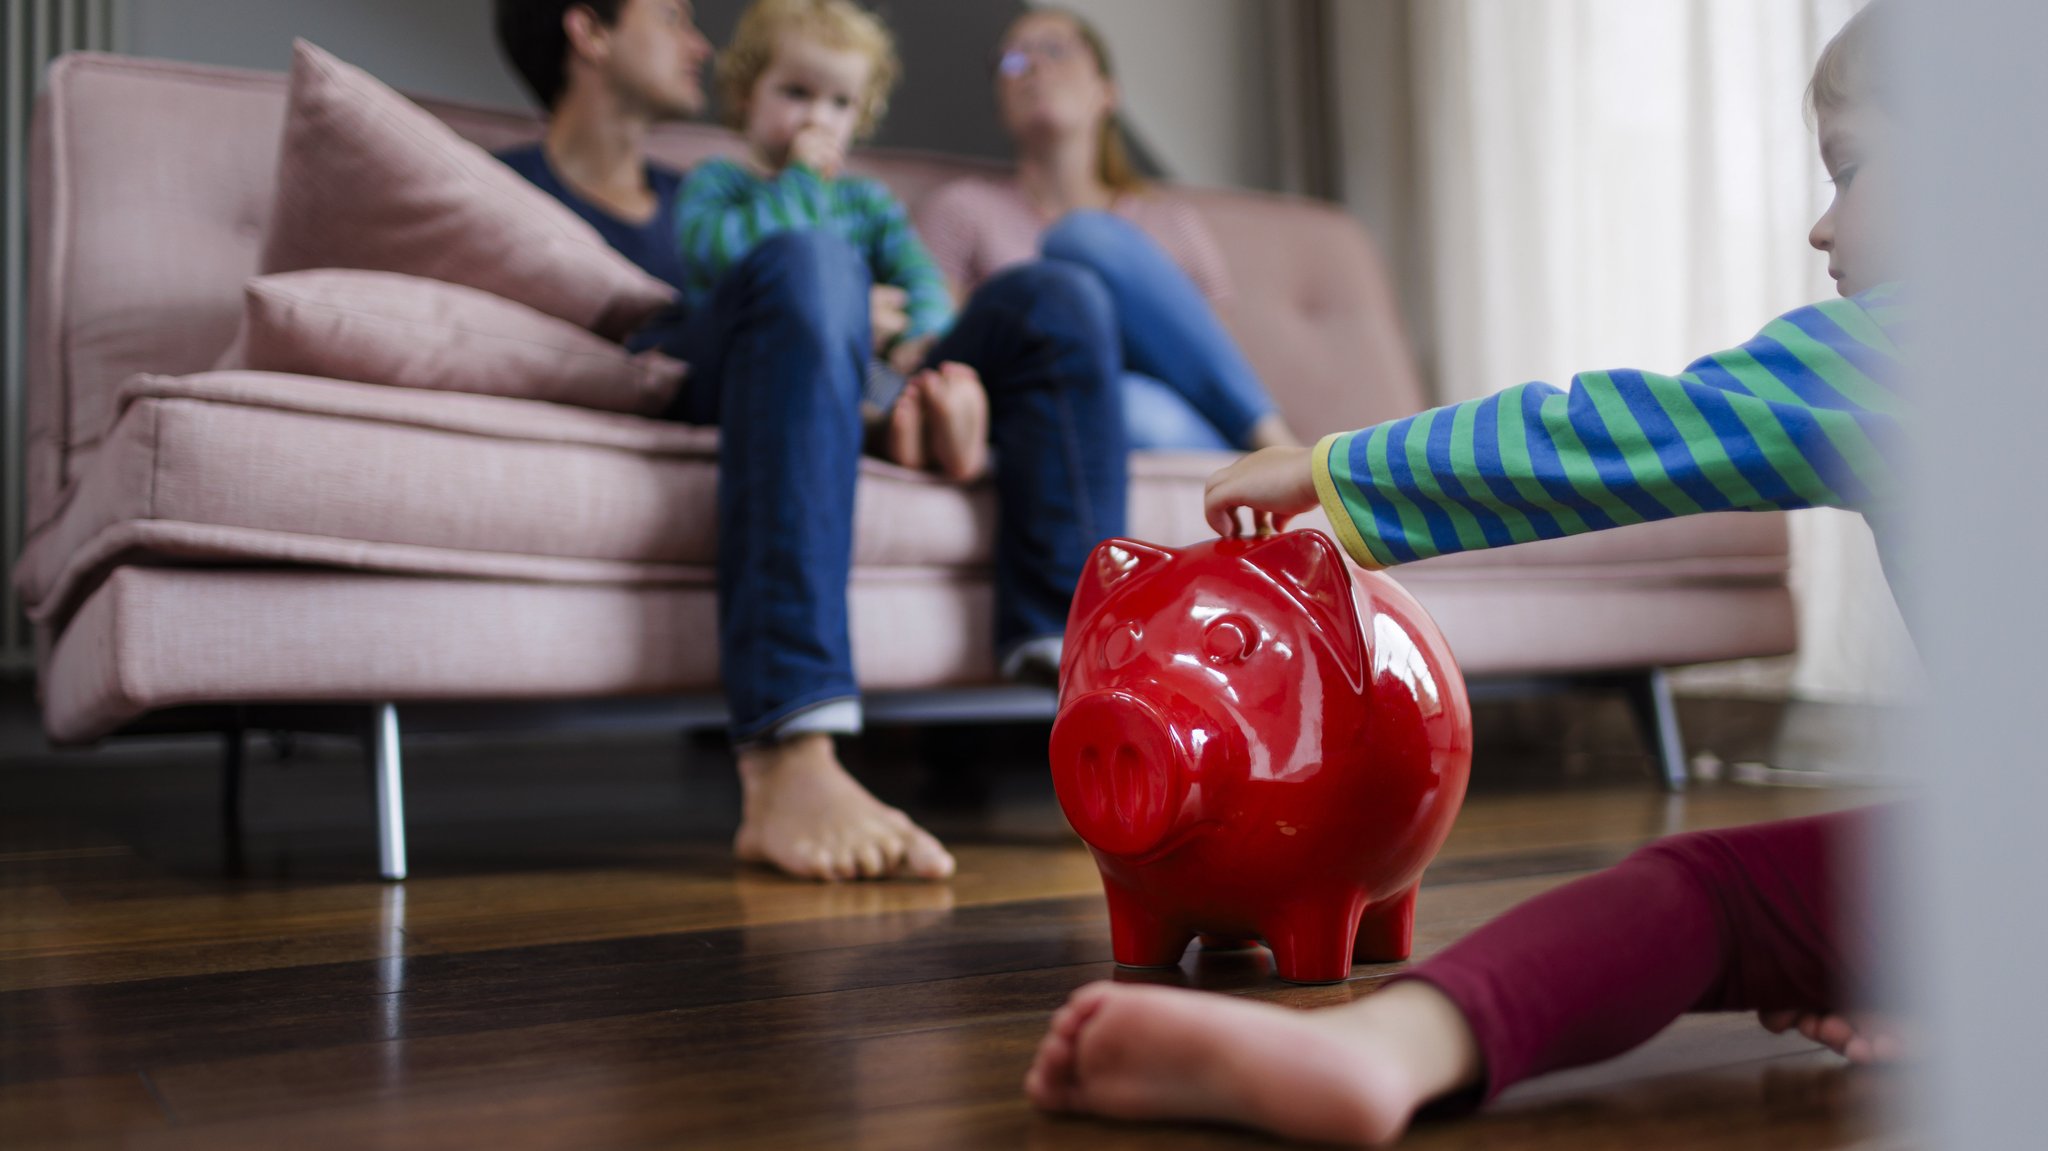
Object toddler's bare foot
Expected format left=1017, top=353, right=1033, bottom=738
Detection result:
left=733, top=733, right=955, bottom=882
left=917, top=362, right=990, bottom=481
left=881, top=374, right=927, bottom=471
left=1025, top=979, right=1481, bottom=1146
left=1759, top=1009, right=1907, bottom=1064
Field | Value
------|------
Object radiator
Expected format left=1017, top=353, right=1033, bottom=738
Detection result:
left=2, top=0, right=118, bottom=674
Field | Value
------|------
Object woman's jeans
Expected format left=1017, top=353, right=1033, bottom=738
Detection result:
left=1040, top=211, right=1278, bottom=452
left=659, top=231, right=1127, bottom=744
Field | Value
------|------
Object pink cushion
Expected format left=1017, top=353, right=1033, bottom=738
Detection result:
left=215, top=270, right=685, bottom=415
left=258, top=40, right=674, bottom=340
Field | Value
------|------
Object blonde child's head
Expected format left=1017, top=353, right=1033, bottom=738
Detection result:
left=1807, top=1, right=1898, bottom=297
left=717, top=0, right=899, bottom=172
left=1808, top=0, right=1893, bottom=120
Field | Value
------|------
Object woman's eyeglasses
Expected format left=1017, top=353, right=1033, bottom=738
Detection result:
left=997, top=37, right=1083, bottom=76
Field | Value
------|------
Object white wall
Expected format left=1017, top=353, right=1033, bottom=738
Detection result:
left=1331, top=0, right=1429, bottom=379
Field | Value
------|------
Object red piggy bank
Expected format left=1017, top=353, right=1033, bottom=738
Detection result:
left=1049, top=530, right=1472, bottom=984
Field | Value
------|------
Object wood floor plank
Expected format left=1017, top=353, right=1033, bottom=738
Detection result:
left=0, top=844, right=1110, bottom=991
left=0, top=740, right=1905, bottom=1151
left=0, top=1071, right=171, bottom=1146
left=48, top=983, right=1864, bottom=1151
left=0, top=857, right=1620, bottom=1092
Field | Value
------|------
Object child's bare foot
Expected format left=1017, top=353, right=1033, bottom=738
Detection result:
left=1759, top=1009, right=1907, bottom=1064
left=916, top=362, right=990, bottom=481
left=733, top=733, right=956, bottom=882
left=881, top=374, right=927, bottom=471
left=1025, top=979, right=1482, bottom=1146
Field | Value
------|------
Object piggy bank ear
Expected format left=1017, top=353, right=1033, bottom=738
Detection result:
left=1066, top=539, right=1178, bottom=640
left=1242, top=530, right=1366, bottom=690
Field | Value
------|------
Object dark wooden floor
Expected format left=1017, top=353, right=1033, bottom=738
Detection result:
left=0, top=694, right=1903, bottom=1149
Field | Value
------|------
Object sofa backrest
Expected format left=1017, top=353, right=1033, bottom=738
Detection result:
left=24, top=52, right=1425, bottom=537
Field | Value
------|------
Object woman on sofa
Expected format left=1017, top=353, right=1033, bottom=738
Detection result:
left=916, top=7, right=1300, bottom=454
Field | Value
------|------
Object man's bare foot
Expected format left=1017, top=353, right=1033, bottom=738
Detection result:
left=881, top=374, right=927, bottom=471
left=916, top=362, right=990, bottom=481
left=1025, top=979, right=1482, bottom=1146
left=732, top=733, right=956, bottom=882
left=1759, top=1009, right=1907, bottom=1064
left=1244, top=413, right=1302, bottom=451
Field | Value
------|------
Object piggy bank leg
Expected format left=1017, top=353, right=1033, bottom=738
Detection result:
left=1103, top=881, right=1195, bottom=969
left=1260, top=898, right=1367, bottom=985
left=1352, top=886, right=1418, bottom=963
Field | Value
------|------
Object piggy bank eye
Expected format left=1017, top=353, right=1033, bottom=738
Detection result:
left=1103, top=620, right=1145, bottom=669
left=1203, top=616, right=1258, bottom=663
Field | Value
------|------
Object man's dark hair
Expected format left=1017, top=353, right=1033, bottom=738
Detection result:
left=495, top=0, right=627, bottom=111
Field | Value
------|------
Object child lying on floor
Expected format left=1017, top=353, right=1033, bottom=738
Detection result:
left=1025, top=3, right=1907, bottom=1143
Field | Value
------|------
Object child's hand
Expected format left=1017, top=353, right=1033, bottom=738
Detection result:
left=886, top=333, right=934, bottom=376
left=1204, top=446, right=1319, bottom=539
left=870, top=285, right=909, bottom=353
left=790, top=125, right=846, bottom=179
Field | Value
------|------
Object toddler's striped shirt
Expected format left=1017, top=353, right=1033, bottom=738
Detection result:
left=675, top=157, right=955, bottom=341
left=1314, top=286, right=1906, bottom=569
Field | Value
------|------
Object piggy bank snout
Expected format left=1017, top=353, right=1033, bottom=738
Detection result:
left=1049, top=691, right=1194, bottom=858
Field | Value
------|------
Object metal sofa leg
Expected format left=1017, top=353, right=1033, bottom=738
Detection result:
left=368, top=703, right=408, bottom=881
left=221, top=725, right=245, bottom=838
left=221, top=724, right=247, bottom=873
left=1623, top=669, right=1688, bottom=792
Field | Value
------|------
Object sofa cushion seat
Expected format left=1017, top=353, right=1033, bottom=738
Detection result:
left=38, top=565, right=1006, bottom=745
left=15, top=370, right=1001, bottom=622
left=18, top=367, right=1792, bottom=645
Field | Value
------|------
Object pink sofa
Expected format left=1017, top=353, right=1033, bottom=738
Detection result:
left=16, top=55, right=1795, bottom=872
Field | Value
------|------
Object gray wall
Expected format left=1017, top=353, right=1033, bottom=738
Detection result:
left=124, top=0, right=532, bottom=108
left=695, top=0, right=1023, bottom=161
left=120, top=0, right=1026, bottom=161
left=117, top=0, right=1280, bottom=182
left=1055, top=0, right=1279, bottom=191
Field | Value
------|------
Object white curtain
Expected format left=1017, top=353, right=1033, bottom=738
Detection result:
left=1406, top=0, right=1916, bottom=701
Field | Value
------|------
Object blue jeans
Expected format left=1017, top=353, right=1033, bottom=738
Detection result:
left=660, top=231, right=1126, bottom=743
left=1040, top=211, right=1278, bottom=451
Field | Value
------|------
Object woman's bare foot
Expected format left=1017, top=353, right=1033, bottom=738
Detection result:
left=881, top=374, right=928, bottom=471
left=916, top=362, right=991, bottom=481
left=1759, top=1009, right=1907, bottom=1064
left=1243, top=413, right=1302, bottom=451
left=1025, top=979, right=1482, bottom=1146
left=732, top=734, right=956, bottom=882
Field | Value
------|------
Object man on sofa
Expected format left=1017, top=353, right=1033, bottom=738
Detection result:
left=491, top=0, right=1130, bottom=882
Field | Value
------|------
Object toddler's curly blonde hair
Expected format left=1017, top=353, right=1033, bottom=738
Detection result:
left=1808, top=0, right=1891, bottom=117
left=717, top=0, right=900, bottom=139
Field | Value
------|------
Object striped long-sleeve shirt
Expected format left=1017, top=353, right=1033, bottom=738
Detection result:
left=674, top=157, right=956, bottom=341
left=1312, top=286, right=1907, bottom=570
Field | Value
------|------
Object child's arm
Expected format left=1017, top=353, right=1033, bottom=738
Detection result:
left=853, top=181, right=956, bottom=345
left=1209, top=289, right=1906, bottom=568
left=674, top=158, right=837, bottom=301
left=911, top=181, right=981, bottom=303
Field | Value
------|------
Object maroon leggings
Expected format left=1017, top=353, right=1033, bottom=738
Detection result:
left=1402, top=809, right=1877, bottom=1101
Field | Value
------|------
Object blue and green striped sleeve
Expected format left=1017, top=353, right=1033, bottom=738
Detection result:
left=674, top=158, right=833, bottom=313
left=843, top=177, right=955, bottom=340
left=1311, top=286, right=1907, bottom=569
left=672, top=159, right=956, bottom=339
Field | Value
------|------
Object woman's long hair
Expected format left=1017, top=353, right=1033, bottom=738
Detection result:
left=1022, top=7, right=1145, bottom=194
